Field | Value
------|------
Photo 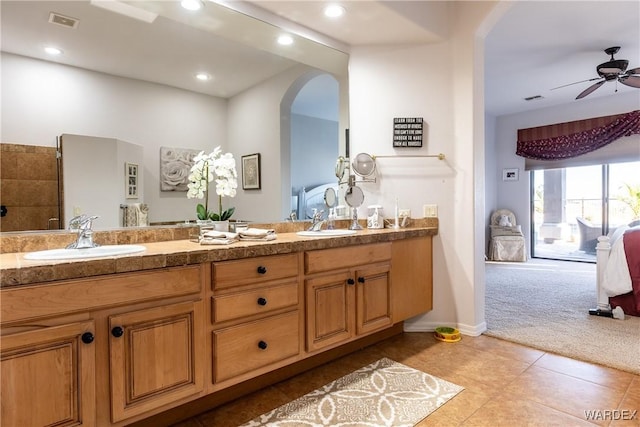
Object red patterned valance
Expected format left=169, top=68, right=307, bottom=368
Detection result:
left=516, top=110, right=640, bottom=160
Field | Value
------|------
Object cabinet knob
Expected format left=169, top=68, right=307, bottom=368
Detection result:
left=81, top=332, right=94, bottom=344
left=258, top=340, right=268, bottom=350
left=257, top=297, right=267, bottom=306
left=257, top=266, right=267, bottom=274
left=358, top=276, right=365, bottom=283
left=347, top=278, right=355, bottom=285
left=111, top=326, right=124, bottom=338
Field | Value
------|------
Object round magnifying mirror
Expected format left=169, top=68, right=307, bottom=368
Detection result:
left=345, top=185, right=364, bottom=207
left=335, top=156, right=346, bottom=180
left=324, top=187, right=337, bottom=208
left=352, top=153, right=376, bottom=177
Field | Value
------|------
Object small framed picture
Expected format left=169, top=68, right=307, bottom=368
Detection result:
left=242, top=153, right=261, bottom=190
left=502, top=168, right=519, bottom=182
left=126, top=162, right=138, bottom=198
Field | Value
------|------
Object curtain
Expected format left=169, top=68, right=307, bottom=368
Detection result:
left=516, top=110, right=640, bottom=161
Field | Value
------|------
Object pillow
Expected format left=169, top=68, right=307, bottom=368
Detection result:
left=490, top=225, right=523, bottom=237
left=497, top=215, right=512, bottom=227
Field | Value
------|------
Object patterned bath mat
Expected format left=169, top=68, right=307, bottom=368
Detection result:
left=240, top=357, right=464, bottom=426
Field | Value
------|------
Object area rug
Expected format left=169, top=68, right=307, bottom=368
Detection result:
left=485, top=260, right=640, bottom=374
left=240, top=357, right=464, bottom=426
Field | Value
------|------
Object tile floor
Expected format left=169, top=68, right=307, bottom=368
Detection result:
left=172, top=332, right=639, bottom=426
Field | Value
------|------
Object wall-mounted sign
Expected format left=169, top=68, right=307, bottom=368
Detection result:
left=393, top=117, right=423, bottom=147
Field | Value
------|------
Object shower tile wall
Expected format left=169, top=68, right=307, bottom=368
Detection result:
left=0, top=143, right=60, bottom=232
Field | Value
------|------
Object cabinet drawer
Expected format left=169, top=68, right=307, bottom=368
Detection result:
left=304, top=243, right=391, bottom=274
left=213, top=254, right=298, bottom=289
left=213, top=311, right=299, bottom=382
left=1, top=265, right=203, bottom=324
left=212, top=281, right=298, bottom=323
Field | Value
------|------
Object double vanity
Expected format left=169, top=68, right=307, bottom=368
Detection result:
left=0, top=220, right=437, bottom=427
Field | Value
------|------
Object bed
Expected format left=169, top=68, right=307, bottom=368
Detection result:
left=295, top=183, right=339, bottom=220
left=596, top=224, right=640, bottom=317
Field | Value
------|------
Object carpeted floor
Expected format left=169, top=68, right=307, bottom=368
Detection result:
left=240, top=358, right=463, bottom=426
left=484, top=259, right=640, bottom=375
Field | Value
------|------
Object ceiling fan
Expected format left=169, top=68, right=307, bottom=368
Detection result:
left=552, top=47, right=640, bottom=99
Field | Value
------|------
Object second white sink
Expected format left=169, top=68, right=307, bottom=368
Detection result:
left=25, top=245, right=146, bottom=261
left=296, top=229, right=357, bottom=237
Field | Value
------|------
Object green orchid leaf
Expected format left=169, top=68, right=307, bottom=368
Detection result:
left=221, top=207, right=235, bottom=221
left=196, top=204, right=208, bottom=220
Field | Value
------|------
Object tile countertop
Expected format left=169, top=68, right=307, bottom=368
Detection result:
left=0, top=223, right=438, bottom=288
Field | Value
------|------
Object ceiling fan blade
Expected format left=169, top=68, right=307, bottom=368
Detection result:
left=619, top=75, right=640, bottom=88
left=575, top=80, right=605, bottom=99
left=550, top=77, right=601, bottom=90
left=624, top=67, right=640, bottom=76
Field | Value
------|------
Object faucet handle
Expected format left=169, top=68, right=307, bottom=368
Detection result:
left=69, top=214, right=99, bottom=231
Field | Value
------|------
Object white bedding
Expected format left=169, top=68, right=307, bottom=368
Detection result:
left=602, top=225, right=633, bottom=297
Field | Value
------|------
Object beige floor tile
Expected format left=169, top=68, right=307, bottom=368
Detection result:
left=503, top=365, right=627, bottom=425
left=171, top=334, right=640, bottom=427
left=610, top=377, right=640, bottom=426
left=462, top=334, right=546, bottom=365
left=534, top=352, right=635, bottom=392
left=461, top=392, right=597, bottom=426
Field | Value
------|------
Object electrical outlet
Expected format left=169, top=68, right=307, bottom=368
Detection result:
left=423, top=204, right=438, bottom=218
left=73, top=206, right=82, bottom=216
left=399, top=209, right=411, bottom=218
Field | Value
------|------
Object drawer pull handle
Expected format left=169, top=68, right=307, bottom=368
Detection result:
left=258, top=340, right=268, bottom=350
left=257, top=297, right=268, bottom=306
left=111, top=326, right=124, bottom=338
left=257, top=266, right=267, bottom=274
left=358, top=277, right=365, bottom=283
left=81, top=332, right=94, bottom=344
left=347, top=278, right=355, bottom=285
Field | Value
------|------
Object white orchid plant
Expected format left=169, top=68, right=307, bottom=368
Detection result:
left=187, top=147, right=238, bottom=221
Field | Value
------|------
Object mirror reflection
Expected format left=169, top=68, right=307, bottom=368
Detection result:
left=0, top=0, right=348, bottom=232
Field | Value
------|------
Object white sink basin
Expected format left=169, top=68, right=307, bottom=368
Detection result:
left=296, top=229, right=357, bottom=237
left=24, top=245, right=146, bottom=261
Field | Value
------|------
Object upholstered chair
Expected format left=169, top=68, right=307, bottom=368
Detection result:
left=489, top=209, right=526, bottom=262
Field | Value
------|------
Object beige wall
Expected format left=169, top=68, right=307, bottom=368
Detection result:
left=348, top=1, right=498, bottom=335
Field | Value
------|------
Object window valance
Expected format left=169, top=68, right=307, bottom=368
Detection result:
left=516, top=110, right=640, bottom=161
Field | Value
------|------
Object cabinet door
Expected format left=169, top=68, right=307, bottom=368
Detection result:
left=109, top=300, right=204, bottom=422
left=355, top=263, right=392, bottom=335
left=1, top=321, right=95, bottom=427
left=305, top=271, right=354, bottom=352
left=391, top=236, right=433, bottom=321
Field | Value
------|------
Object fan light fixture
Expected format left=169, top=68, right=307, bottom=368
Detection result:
left=551, top=47, right=640, bottom=100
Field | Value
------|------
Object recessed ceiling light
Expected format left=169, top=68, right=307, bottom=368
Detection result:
left=324, top=4, right=345, bottom=18
left=181, top=0, right=203, bottom=11
left=277, top=35, right=294, bottom=46
left=195, top=72, right=211, bottom=81
left=44, top=46, right=63, bottom=55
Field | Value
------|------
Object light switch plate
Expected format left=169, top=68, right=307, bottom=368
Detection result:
left=423, top=204, right=438, bottom=218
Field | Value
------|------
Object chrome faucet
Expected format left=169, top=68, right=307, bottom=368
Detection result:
left=307, top=209, right=326, bottom=231
left=66, top=215, right=100, bottom=249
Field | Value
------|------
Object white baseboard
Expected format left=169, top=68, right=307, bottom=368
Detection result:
left=403, top=319, right=487, bottom=337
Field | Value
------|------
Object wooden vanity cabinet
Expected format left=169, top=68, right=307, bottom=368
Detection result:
left=1, top=320, right=96, bottom=427
left=108, top=300, right=205, bottom=423
left=210, top=254, right=302, bottom=386
left=304, top=243, right=392, bottom=352
left=1, top=265, right=205, bottom=427
left=390, top=236, right=433, bottom=321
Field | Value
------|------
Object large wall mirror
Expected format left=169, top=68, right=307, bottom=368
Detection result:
left=0, top=0, right=349, bottom=232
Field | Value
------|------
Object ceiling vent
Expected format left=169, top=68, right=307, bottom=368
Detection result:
left=48, top=12, right=80, bottom=29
